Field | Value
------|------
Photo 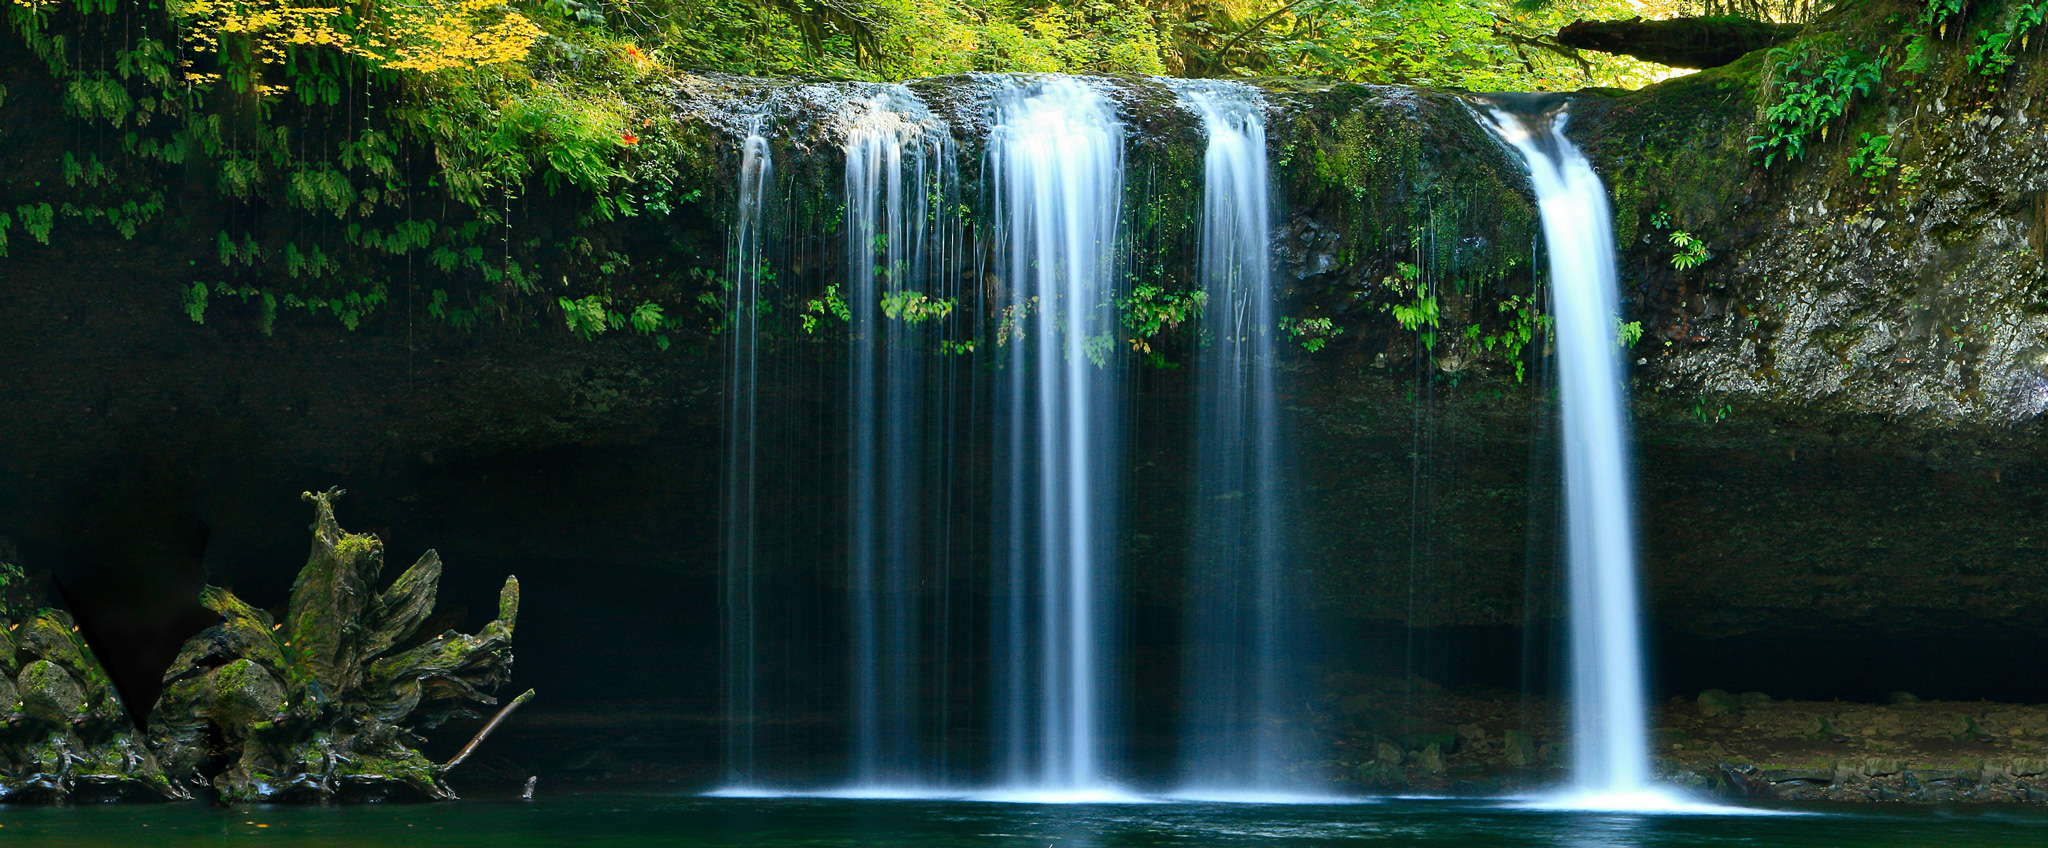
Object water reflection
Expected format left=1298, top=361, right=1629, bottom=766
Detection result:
left=1547, top=813, right=1649, bottom=848
left=7, top=794, right=2048, bottom=847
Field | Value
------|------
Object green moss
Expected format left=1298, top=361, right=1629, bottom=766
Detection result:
left=332, top=534, right=378, bottom=560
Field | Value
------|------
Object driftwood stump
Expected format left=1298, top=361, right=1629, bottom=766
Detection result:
left=149, top=488, right=521, bottom=802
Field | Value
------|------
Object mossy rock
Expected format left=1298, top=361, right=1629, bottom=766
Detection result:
left=1502, top=729, right=1537, bottom=767
left=1698, top=688, right=1743, bottom=717
left=1355, top=759, right=1406, bottom=790
left=15, top=659, right=84, bottom=722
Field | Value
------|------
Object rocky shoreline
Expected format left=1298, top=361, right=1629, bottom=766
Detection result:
left=1312, top=675, right=2048, bottom=802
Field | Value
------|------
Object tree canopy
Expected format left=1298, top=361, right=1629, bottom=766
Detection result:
left=645, top=0, right=1696, bottom=89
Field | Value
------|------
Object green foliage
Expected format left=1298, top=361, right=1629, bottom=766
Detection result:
left=1461, top=294, right=1546, bottom=382
left=1903, top=0, right=1969, bottom=72
left=803, top=284, right=851, bottom=334
left=1694, top=396, right=1733, bottom=425
left=1280, top=315, right=1339, bottom=352
left=1969, top=27, right=2016, bottom=73
left=1669, top=231, right=1712, bottom=270
left=1118, top=283, right=1205, bottom=364
left=558, top=294, right=673, bottom=348
left=1846, top=132, right=1896, bottom=179
left=1617, top=319, right=1644, bottom=348
left=14, top=203, right=53, bottom=245
left=1122, top=284, right=1196, bottom=344
left=1749, top=46, right=1882, bottom=167
left=1082, top=332, right=1118, bottom=368
left=0, top=558, right=29, bottom=623
left=1241, top=0, right=1661, bottom=88
left=880, top=291, right=956, bottom=325
left=560, top=294, right=611, bottom=339
left=181, top=281, right=208, bottom=324
left=0, top=0, right=1685, bottom=352
left=280, top=284, right=389, bottom=331
left=1379, top=262, right=1440, bottom=351
left=1966, top=0, right=2046, bottom=77
left=2, top=0, right=691, bottom=340
left=649, top=0, right=1665, bottom=88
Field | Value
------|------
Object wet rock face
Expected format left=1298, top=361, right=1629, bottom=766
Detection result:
left=1553, top=11, right=2048, bottom=442
left=1645, top=85, right=2048, bottom=431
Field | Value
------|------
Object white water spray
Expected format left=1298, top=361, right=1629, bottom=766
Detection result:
left=988, top=76, right=1128, bottom=800
left=721, top=114, right=773, bottom=788
left=841, top=86, right=959, bottom=790
left=1480, top=105, right=1668, bottom=810
left=1168, top=80, right=1321, bottom=798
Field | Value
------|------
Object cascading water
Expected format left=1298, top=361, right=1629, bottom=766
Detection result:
left=1480, top=103, right=1680, bottom=811
left=1167, top=80, right=1319, bottom=799
left=987, top=76, right=1128, bottom=800
left=720, top=114, right=773, bottom=790
left=840, top=86, right=961, bottom=792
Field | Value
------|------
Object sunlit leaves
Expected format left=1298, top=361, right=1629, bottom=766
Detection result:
left=170, top=0, right=541, bottom=94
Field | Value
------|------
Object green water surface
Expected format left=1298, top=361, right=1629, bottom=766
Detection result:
left=1, top=793, right=2045, bottom=846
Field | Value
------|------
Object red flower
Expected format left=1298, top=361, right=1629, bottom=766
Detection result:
left=622, top=133, right=639, bottom=145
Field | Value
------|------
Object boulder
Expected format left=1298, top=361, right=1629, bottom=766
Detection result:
left=1698, top=689, right=1742, bottom=717
left=1503, top=730, right=1537, bottom=767
left=1413, top=743, right=1445, bottom=774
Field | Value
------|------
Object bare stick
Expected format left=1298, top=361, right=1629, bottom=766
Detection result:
left=444, top=689, right=535, bottom=771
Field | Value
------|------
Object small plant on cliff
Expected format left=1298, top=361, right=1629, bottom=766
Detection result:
left=1119, top=283, right=1205, bottom=366
left=1462, top=294, right=1546, bottom=382
left=1846, top=132, right=1897, bottom=180
left=880, top=291, right=957, bottom=325
left=1380, top=263, right=1441, bottom=352
left=802, top=284, right=851, bottom=334
left=1617, top=320, right=1644, bottom=348
left=1965, top=1, right=2047, bottom=78
left=1280, top=315, right=1339, bottom=352
left=1669, top=231, right=1713, bottom=270
left=1749, top=47, right=1883, bottom=167
left=1694, top=397, right=1733, bottom=425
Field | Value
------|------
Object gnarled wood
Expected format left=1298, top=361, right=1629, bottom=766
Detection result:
left=148, top=489, right=524, bottom=803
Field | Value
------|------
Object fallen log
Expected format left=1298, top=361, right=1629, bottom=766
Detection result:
left=1557, top=16, right=1804, bottom=69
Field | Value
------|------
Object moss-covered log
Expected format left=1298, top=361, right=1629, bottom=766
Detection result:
left=148, top=489, right=521, bottom=802
left=1558, top=16, right=1804, bottom=68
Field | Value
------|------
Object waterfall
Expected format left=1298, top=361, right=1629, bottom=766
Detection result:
left=1168, top=80, right=1318, bottom=799
left=841, top=87, right=961, bottom=791
left=987, top=76, right=1128, bottom=799
left=721, top=114, right=773, bottom=789
left=1480, top=104, right=1674, bottom=809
